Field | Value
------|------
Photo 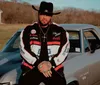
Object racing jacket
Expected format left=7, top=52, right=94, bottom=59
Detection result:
left=20, top=22, right=70, bottom=71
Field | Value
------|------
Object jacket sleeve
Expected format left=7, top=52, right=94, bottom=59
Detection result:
left=20, top=26, right=39, bottom=66
left=50, top=29, right=70, bottom=67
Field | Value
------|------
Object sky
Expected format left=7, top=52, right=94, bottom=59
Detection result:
left=8, top=0, right=100, bottom=11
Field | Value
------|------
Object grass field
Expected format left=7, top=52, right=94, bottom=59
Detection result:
left=0, top=24, right=28, bottom=50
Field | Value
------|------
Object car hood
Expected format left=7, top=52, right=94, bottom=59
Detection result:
left=0, top=51, right=22, bottom=76
left=0, top=66, right=22, bottom=84
left=0, top=50, right=21, bottom=66
left=0, top=52, right=13, bottom=60
left=0, top=50, right=19, bottom=59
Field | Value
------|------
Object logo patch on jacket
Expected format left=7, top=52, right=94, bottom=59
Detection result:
left=52, top=32, right=61, bottom=40
left=53, top=32, right=61, bottom=37
left=53, top=37, right=60, bottom=40
left=31, top=29, right=36, bottom=34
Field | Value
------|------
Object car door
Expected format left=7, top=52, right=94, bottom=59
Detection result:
left=83, top=28, right=100, bottom=85
left=64, top=30, right=89, bottom=85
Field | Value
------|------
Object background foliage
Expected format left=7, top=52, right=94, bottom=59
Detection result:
left=0, top=1, right=100, bottom=26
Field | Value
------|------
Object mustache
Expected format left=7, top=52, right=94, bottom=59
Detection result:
left=38, top=19, right=51, bottom=26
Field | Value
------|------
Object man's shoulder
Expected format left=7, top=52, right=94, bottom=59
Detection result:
left=26, top=22, right=38, bottom=28
left=24, top=22, right=38, bottom=30
left=51, top=22, right=60, bottom=27
left=31, top=22, right=38, bottom=27
left=51, top=22, right=65, bottom=31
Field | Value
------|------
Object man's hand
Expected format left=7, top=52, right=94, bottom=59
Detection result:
left=38, top=61, right=52, bottom=77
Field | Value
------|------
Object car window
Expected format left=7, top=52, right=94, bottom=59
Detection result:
left=13, top=36, right=20, bottom=49
left=83, top=35, right=90, bottom=52
left=2, top=32, right=21, bottom=52
left=83, top=29, right=100, bottom=53
left=68, top=31, right=81, bottom=53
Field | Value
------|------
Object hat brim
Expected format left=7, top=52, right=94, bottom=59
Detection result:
left=32, top=5, right=61, bottom=15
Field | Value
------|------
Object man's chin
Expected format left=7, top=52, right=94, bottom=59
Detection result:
left=39, top=20, right=51, bottom=27
left=41, top=23, right=49, bottom=26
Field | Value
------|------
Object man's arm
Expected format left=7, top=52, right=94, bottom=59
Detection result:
left=20, top=26, right=39, bottom=66
left=38, top=29, right=70, bottom=77
left=50, top=30, right=70, bottom=67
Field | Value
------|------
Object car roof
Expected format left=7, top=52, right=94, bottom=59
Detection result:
left=60, top=24, right=99, bottom=31
left=17, top=24, right=99, bottom=32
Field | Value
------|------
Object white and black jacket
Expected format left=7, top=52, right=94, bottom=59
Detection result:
left=20, top=22, right=70, bottom=71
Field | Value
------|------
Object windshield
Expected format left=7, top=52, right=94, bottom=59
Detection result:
left=2, top=32, right=20, bottom=52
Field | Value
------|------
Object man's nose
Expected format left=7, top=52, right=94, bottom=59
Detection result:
left=42, top=16, right=47, bottom=20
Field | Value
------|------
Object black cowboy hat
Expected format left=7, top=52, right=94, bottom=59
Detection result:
left=32, top=1, right=61, bottom=16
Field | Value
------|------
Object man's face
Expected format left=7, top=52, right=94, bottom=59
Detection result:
left=39, top=14, right=52, bottom=25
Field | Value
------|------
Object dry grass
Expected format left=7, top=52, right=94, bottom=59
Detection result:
left=0, top=24, right=28, bottom=50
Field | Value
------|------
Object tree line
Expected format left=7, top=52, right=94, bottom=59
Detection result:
left=0, top=1, right=100, bottom=26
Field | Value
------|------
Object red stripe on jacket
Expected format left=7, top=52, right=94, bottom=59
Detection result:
left=30, top=41, right=41, bottom=45
left=54, top=64, right=63, bottom=71
left=22, top=62, right=33, bottom=69
left=22, top=62, right=63, bottom=71
left=47, top=41, right=60, bottom=45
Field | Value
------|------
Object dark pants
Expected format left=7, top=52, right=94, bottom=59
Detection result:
left=18, top=66, right=67, bottom=85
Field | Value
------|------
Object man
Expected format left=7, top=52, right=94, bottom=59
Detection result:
left=19, top=1, right=70, bottom=85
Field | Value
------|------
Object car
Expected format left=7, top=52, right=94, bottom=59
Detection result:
left=0, top=24, right=100, bottom=85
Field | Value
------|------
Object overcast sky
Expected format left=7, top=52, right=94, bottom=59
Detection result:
left=8, top=0, right=100, bottom=11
